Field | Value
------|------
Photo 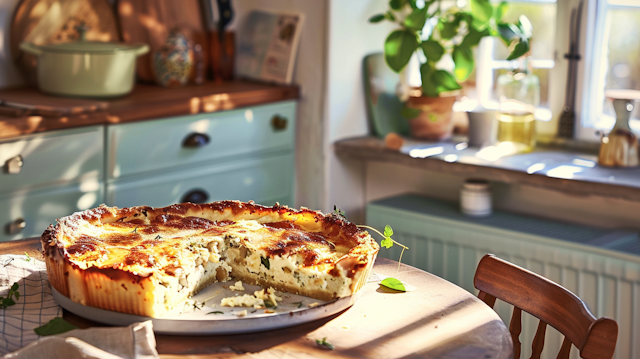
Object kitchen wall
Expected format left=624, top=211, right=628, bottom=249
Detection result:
left=232, top=0, right=328, bottom=211
left=0, top=0, right=24, bottom=88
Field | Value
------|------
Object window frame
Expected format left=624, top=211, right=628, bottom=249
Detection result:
left=575, top=0, right=640, bottom=142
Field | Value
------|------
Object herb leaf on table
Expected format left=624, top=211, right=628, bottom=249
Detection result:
left=380, top=277, right=407, bottom=292
left=316, top=337, right=334, bottom=350
left=34, top=317, right=78, bottom=336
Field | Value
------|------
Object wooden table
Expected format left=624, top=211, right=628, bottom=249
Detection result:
left=4, top=238, right=513, bottom=358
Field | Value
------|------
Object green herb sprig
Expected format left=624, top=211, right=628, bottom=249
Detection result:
left=24, top=252, right=31, bottom=262
left=0, top=282, right=19, bottom=309
left=316, top=337, right=335, bottom=350
left=357, top=224, right=408, bottom=275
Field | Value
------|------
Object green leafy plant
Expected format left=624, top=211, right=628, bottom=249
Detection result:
left=34, top=317, right=78, bottom=336
left=370, top=0, right=532, bottom=98
left=0, top=282, right=19, bottom=309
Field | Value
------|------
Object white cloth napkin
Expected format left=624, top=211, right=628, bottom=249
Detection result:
left=3, top=321, right=159, bottom=359
left=0, top=254, right=62, bottom=355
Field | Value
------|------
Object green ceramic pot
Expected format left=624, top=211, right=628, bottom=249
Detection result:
left=20, top=41, right=149, bottom=98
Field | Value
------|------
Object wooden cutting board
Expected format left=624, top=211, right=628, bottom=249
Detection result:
left=117, top=0, right=209, bottom=83
left=0, top=88, right=109, bottom=117
left=10, top=0, right=120, bottom=85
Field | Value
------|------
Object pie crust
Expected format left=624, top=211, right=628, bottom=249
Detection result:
left=41, top=201, right=379, bottom=317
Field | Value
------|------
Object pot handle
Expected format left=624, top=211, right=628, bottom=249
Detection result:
left=20, top=42, right=42, bottom=56
left=134, top=44, right=150, bottom=57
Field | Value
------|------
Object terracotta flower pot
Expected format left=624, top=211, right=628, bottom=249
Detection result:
left=405, top=94, right=457, bottom=140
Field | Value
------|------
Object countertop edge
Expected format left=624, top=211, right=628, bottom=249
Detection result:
left=0, top=81, right=300, bottom=140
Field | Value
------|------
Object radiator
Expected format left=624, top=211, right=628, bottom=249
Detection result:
left=366, top=194, right=640, bottom=359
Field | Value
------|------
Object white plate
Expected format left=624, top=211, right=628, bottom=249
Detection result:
left=53, top=281, right=359, bottom=335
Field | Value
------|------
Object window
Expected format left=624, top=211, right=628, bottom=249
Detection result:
left=468, top=0, right=557, bottom=123
left=577, top=0, right=640, bottom=141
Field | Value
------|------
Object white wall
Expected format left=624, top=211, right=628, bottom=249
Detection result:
left=323, top=0, right=395, bottom=223
left=233, top=0, right=327, bottom=210
left=0, top=0, right=25, bottom=88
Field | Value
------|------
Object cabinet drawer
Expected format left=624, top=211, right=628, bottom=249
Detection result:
left=107, top=101, right=296, bottom=179
left=0, top=183, right=104, bottom=242
left=106, top=154, right=294, bottom=208
left=0, top=126, right=104, bottom=195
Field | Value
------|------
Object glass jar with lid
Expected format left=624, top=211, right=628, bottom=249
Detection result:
left=496, top=57, right=540, bottom=153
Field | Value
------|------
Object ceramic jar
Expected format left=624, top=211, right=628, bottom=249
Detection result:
left=460, top=179, right=492, bottom=217
left=153, top=29, right=193, bottom=87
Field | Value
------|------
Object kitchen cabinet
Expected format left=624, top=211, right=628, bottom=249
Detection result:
left=0, top=127, right=104, bottom=241
left=0, top=82, right=299, bottom=242
left=105, top=100, right=296, bottom=209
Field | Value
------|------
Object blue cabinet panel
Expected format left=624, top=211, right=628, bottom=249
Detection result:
left=107, top=101, right=296, bottom=180
left=0, top=183, right=104, bottom=242
left=0, top=126, right=104, bottom=195
left=106, top=154, right=295, bottom=208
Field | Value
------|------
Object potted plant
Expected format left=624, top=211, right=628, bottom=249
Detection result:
left=370, top=0, right=532, bottom=140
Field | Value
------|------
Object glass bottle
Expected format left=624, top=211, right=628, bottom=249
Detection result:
left=495, top=57, right=540, bottom=153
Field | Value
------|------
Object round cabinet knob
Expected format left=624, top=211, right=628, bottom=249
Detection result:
left=271, top=115, right=288, bottom=131
left=181, top=189, right=209, bottom=204
left=182, top=133, right=211, bottom=148
left=5, top=218, right=26, bottom=235
left=4, top=155, right=23, bottom=174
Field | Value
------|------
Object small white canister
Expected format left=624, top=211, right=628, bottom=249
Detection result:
left=461, top=179, right=492, bottom=217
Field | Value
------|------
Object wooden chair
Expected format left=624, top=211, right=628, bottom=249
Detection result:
left=474, top=254, right=618, bottom=359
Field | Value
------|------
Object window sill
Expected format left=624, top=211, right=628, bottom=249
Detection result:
left=334, top=136, right=640, bottom=202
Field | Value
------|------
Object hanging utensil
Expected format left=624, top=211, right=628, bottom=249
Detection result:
left=557, top=0, right=584, bottom=138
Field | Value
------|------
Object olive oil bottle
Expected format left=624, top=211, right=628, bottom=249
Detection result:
left=496, top=59, right=540, bottom=153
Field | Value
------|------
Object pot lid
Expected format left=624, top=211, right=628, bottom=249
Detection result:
left=29, top=41, right=147, bottom=54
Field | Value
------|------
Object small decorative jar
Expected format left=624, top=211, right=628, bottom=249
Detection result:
left=460, top=179, right=492, bottom=217
left=153, top=28, right=193, bottom=87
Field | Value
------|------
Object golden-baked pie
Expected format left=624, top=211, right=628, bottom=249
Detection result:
left=41, top=201, right=379, bottom=317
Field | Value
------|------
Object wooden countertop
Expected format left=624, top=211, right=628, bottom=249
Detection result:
left=334, top=136, right=640, bottom=202
left=0, top=81, right=299, bottom=140
left=3, top=238, right=512, bottom=358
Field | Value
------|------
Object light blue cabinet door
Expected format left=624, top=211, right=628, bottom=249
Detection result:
left=107, top=101, right=296, bottom=180
left=0, top=183, right=104, bottom=242
left=106, top=154, right=294, bottom=208
left=0, top=126, right=104, bottom=195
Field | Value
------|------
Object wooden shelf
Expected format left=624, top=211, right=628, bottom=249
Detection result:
left=335, top=136, right=640, bottom=202
left=0, top=81, right=299, bottom=140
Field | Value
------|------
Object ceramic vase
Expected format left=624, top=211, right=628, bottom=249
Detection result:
left=598, top=90, right=640, bottom=167
left=153, top=29, right=193, bottom=87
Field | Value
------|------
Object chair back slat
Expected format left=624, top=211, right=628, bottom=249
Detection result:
left=556, top=337, right=571, bottom=359
left=530, top=320, right=547, bottom=359
left=510, top=307, right=522, bottom=359
left=474, top=254, right=617, bottom=359
left=478, top=290, right=496, bottom=308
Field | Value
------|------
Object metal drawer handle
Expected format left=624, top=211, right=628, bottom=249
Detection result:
left=6, top=218, right=26, bottom=235
left=181, top=189, right=209, bottom=204
left=4, top=155, right=23, bottom=174
left=271, top=115, right=288, bottom=131
left=182, top=133, right=211, bottom=148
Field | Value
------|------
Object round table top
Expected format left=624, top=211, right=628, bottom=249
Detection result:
left=3, top=238, right=513, bottom=358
